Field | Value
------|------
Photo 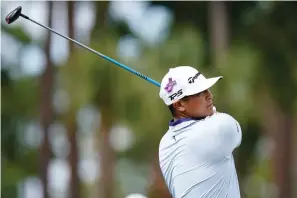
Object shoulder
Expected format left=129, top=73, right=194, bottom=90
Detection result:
left=159, top=129, right=171, bottom=147
left=210, top=112, right=241, bottom=137
left=213, top=112, right=235, bottom=120
left=210, top=112, right=239, bottom=125
left=204, top=112, right=241, bottom=136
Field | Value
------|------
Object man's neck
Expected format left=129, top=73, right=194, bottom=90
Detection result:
left=173, top=114, right=206, bottom=121
left=173, top=113, right=190, bottom=121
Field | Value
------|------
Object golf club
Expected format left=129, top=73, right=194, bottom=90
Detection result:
left=5, top=6, right=161, bottom=87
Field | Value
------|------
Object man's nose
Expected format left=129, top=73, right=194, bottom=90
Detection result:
left=205, top=89, right=213, bottom=100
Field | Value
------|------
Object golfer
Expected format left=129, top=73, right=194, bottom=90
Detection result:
left=158, top=66, right=242, bottom=198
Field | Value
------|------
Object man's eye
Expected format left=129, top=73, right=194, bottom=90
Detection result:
left=197, top=90, right=206, bottom=96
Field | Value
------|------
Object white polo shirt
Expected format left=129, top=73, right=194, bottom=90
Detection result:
left=159, top=112, right=242, bottom=198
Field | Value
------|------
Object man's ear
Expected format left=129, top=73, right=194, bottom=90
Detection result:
left=173, top=101, right=186, bottom=112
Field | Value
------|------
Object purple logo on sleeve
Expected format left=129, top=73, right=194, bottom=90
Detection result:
left=165, top=78, right=176, bottom=93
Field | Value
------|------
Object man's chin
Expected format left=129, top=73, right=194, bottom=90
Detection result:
left=208, top=107, right=216, bottom=116
left=208, top=111, right=214, bottom=116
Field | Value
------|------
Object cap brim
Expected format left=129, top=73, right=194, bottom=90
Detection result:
left=185, top=76, right=223, bottom=96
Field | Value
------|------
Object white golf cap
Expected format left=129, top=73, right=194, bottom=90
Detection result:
left=159, top=66, right=223, bottom=105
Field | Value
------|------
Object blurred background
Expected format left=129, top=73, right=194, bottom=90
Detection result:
left=1, top=1, right=297, bottom=198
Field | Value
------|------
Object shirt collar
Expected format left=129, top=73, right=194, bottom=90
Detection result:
left=169, top=118, right=195, bottom=126
left=169, top=116, right=207, bottom=126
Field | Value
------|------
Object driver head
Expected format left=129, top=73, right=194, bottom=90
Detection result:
left=5, top=6, right=22, bottom=24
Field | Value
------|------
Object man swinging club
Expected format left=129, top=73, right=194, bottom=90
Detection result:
left=5, top=8, right=242, bottom=197
left=158, top=66, right=242, bottom=198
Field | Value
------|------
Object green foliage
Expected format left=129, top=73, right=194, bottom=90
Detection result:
left=1, top=21, right=39, bottom=198
left=245, top=2, right=297, bottom=113
left=1, top=23, right=32, bottom=44
left=2, top=77, right=39, bottom=117
left=1, top=76, right=39, bottom=197
left=216, top=43, right=261, bottom=121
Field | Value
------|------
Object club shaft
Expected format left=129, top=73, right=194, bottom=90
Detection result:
left=21, top=15, right=161, bottom=87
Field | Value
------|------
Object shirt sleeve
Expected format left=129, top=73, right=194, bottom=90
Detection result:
left=216, top=113, right=242, bottom=156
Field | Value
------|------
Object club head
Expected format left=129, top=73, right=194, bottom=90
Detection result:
left=5, top=6, right=22, bottom=24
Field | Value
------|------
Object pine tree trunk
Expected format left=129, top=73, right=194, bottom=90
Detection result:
left=271, top=113, right=293, bottom=198
left=90, top=2, right=115, bottom=198
left=147, top=154, right=172, bottom=198
left=98, top=107, right=115, bottom=198
left=261, top=94, right=293, bottom=198
left=39, top=1, right=54, bottom=198
left=66, top=2, right=80, bottom=198
left=209, top=1, right=229, bottom=68
left=67, top=112, right=80, bottom=198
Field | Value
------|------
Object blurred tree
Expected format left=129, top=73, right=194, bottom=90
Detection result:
left=39, top=1, right=54, bottom=198
left=146, top=154, right=172, bottom=198
left=208, top=1, right=229, bottom=68
left=66, top=1, right=81, bottom=198
left=1, top=72, right=39, bottom=198
left=245, top=2, right=297, bottom=197
left=91, top=2, right=117, bottom=198
left=1, top=6, right=39, bottom=198
left=149, top=1, right=258, bottom=66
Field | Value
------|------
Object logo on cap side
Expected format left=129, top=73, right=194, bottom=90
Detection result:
left=165, top=78, right=176, bottom=93
left=188, top=72, right=201, bottom=84
left=169, top=89, right=183, bottom=101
